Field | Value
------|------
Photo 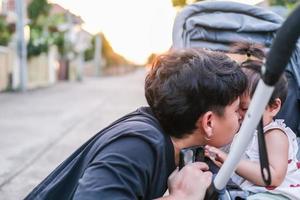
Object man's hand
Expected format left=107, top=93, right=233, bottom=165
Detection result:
left=167, top=162, right=212, bottom=200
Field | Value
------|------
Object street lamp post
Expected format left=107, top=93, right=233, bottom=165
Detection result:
left=15, top=0, right=27, bottom=92
left=94, top=35, right=102, bottom=76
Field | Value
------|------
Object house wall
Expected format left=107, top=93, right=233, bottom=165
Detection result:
left=0, top=46, right=14, bottom=91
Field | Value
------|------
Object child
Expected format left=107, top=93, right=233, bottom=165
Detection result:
left=206, top=42, right=300, bottom=200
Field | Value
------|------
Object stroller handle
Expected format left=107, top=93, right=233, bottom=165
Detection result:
left=264, top=5, right=300, bottom=86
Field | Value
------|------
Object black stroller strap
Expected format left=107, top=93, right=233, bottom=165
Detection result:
left=257, top=118, right=272, bottom=185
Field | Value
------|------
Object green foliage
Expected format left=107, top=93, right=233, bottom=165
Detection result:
left=27, top=27, right=49, bottom=57
left=27, top=0, right=50, bottom=24
left=27, top=1, right=70, bottom=58
left=27, top=38, right=48, bottom=57
left=27, top=26, right=48, bottom=58
left=0, top=17, right=12, bottom=46
left=172, top=0, right=201, bottom=7
left=51, top=32, right=65, bottom=55
left=269, top=0, right=299, bottom=6
left=47, top=14, right=65, bottom=33
left=46, top=14, right=69, bottom=57
left=27, top=0, right=52, bottom=57
left=84, top=36, right=95, bottom=61
left=269, top=0, right=300, bottom=13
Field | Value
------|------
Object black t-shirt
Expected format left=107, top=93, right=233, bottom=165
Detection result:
left=25, top=107, right=176, bottom=200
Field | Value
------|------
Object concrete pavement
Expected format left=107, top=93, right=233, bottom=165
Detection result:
left=0, top=69, right=147, bottom=200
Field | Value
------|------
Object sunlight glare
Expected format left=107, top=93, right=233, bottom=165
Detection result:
left=48, top=0, right=176, bottom=64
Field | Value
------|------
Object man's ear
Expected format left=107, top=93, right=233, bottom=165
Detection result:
left=267, top=98, right=281, bottom=116
left=196, top=111, right=214, bottom=139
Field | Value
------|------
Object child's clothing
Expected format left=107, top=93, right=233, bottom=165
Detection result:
left=231, top=119, right=300, bottom=200
left=246, top=192, right=290, bottom=200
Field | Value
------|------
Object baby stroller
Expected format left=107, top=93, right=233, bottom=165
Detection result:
left=172, top=1, right=300, bottom=199
left=172, top=1, right=300, bottom=137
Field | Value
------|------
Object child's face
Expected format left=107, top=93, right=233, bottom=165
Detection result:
left=239, top=93, right=275, bottom=126
left=238, top=93, right=251, bottom=125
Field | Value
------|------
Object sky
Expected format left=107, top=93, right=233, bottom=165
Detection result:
left=48, top=0, right=177, bottom=64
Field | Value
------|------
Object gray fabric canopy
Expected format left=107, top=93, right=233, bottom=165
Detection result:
left=172, top=1, right=299, bottom=81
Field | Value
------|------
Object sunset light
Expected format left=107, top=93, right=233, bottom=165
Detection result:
left=49, top=0, right=177, bottom=64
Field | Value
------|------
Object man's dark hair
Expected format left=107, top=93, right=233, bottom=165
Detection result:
left=230, top=42, right=288, bottom=106
left=145, top=48, right=247, bottom=138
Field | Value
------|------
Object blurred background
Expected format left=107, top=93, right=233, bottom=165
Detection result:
left=0, top=0, right=299, bottom=199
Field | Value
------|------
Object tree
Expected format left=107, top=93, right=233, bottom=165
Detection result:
left=84, top=36, right=96, bottom=61
left=27, top=0, right=50, bottom=25
left=27, top=0, right=51, bottom=57
left=27, top=0, right=71, bottom=58
left=0, top=16, right=12, bottom=46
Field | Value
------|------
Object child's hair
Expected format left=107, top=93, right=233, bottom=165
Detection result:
left=230, top=42, right=288, bottom=106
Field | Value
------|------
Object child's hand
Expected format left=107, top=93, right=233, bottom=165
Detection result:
left=205, top=145, right=228, bottom=168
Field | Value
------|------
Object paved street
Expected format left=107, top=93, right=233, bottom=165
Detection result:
left=0, top=69, right=147, bottom=200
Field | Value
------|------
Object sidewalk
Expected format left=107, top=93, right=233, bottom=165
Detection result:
left=0, top=69, right=147, bottom=200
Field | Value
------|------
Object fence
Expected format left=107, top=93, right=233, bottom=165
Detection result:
left=0, top=44, right=97, bottom=92
left=0, top=45, right=60, bottom=91
left=0, top=46, right=13, bottom=91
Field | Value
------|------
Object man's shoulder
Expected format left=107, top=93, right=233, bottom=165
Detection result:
left=93, top=107, right=167, bottom=148
left=110, top=107, right=164, bottom=137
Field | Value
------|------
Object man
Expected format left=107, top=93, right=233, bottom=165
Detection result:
left=25, top=48, right=247, bottom=200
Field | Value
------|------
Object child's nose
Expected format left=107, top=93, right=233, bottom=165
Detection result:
left=238, top=109, right=245, bottom=120
left=238, top=110, right=245, bottom=125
